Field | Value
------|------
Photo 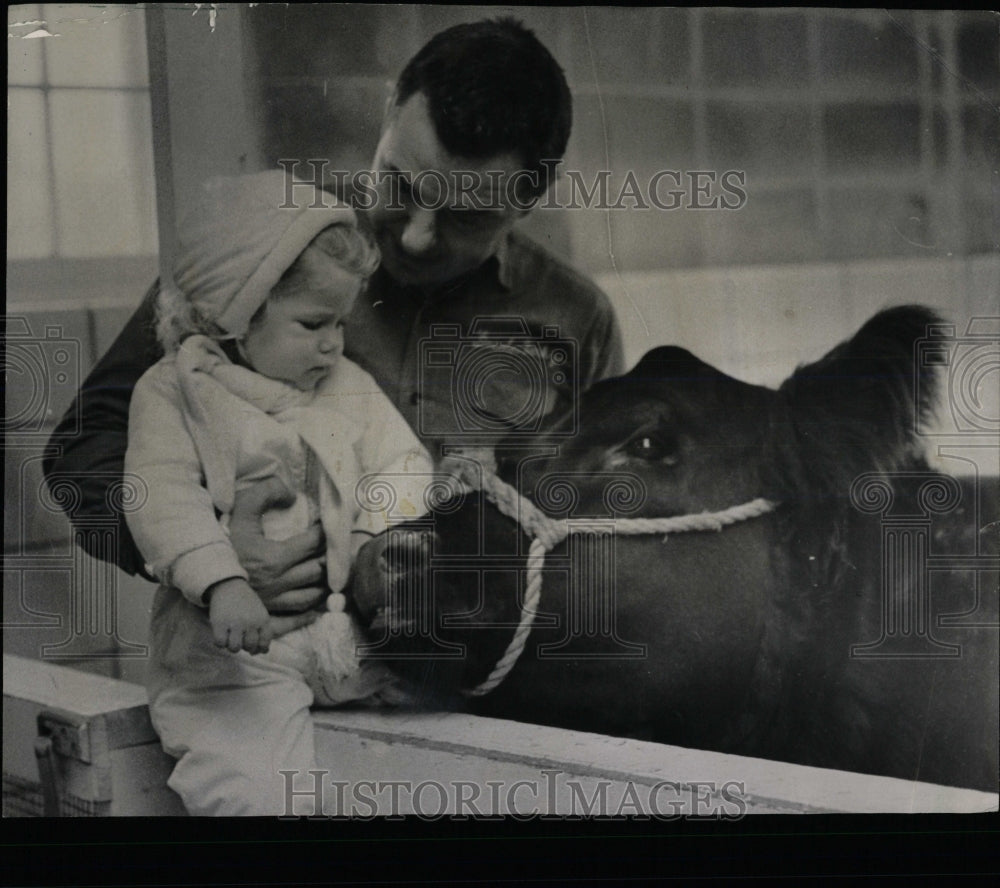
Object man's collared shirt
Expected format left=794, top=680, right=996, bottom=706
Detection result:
left=345, top=230, right=624, bottom=457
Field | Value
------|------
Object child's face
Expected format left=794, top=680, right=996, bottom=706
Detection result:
left=241, top=250, right=362, bottom=391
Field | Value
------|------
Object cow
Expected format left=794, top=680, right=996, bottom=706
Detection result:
left=353, top=306, right=999, bottom=793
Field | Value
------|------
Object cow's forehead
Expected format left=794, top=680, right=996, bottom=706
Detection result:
left=579, top=387, right=773, bottom=453
left=627, top=346, right=766, bottom=391
left=591, top=347, right=776, bottom=419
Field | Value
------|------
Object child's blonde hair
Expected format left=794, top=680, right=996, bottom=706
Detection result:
left=156, top=223, right=380, bottom=353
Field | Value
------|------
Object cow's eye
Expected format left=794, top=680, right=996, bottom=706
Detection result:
left=624, top=433, right=679, bottom=464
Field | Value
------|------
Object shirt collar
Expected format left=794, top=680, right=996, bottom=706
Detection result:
left=369, top=233, right=515, bottom=303
left=414, top=233, right=514, bottom=302
left=493, top=233, right=513, bottom=290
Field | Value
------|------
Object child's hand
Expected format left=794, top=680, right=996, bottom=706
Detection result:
left=206, top=577, right=273, bottom=654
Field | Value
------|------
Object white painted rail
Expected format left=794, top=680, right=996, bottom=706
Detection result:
left=4, top=655, right=996, bottom=816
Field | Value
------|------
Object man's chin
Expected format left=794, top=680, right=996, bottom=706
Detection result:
left=377, top=239, right=468, bottom=288
left=380, top=249, right=443, bottom=287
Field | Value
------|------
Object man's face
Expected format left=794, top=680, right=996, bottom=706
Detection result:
left=366, top=92, right=531, bottom=289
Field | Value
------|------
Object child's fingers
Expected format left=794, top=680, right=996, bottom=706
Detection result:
left=257, top=622, right=274, bottom=653
left=225, top=627, right=243, bottom=653
left=241, top=626, right=259, bottom=654
left=212, top=620, right=230, bottom=649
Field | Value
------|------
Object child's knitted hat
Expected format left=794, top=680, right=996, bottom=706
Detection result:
left=172, top=170, right=358, bottom=337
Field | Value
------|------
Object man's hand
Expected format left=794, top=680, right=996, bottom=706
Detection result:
left=228, top=477, right=327, bottom=613
left=206, top=577, right=317, bottom=655
left=352, top=529, right=435, bottom=629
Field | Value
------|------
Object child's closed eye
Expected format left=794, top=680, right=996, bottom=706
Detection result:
left=299, top=318, right=343, bottom=331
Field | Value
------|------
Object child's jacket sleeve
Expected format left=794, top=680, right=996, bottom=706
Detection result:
left=348, top=368, right=437, bottom=559
left=124, top=362, right=247, bottom=605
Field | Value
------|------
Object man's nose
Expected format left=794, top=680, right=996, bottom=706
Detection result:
left=399, top=208, right=437, bottom=255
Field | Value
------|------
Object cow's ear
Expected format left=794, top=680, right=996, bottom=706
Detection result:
left=773, top=305, right=942, bottom=500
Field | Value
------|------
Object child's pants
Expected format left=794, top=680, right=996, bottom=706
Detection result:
left=145, top=586, right=398, bottom=816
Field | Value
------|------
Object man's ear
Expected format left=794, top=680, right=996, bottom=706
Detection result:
left=380, top=89, right=399, bottom=133
left=509, top=184, right=541, bottom=218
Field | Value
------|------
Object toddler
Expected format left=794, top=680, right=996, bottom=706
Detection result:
left=125, top=171, right=435, bottom=815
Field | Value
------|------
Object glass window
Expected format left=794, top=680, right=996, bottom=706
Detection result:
left=42, top=3, right=149, bottom=87
left=7, top=87, right=54, bottom=258
left=7, top=4, right=156, bottom=260
left=8, top=5, right=46, bottom=85
left=50, top=90, right=157, bottom=256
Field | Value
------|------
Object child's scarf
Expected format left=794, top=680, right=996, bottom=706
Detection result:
left=174, top=335, right=385, bottom=689
left=173, top=335, right=367, bottom=589
left=175, top=334, right=316, bottom=516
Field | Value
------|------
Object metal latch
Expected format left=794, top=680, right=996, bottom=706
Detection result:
left=34, top=708, right=96, bottom=816
left=33, top=735, right=60, bottom=817
left=37, top=709, right=92, bottom=763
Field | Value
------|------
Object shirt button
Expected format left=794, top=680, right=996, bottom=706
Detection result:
left=410, top=392, right=420, bottom=405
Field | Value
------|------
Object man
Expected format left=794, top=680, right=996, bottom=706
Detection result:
left=44, top=17, right=625, bottom=611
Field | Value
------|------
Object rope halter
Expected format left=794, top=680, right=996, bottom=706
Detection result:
left=443, top=462, right=777, bottom=698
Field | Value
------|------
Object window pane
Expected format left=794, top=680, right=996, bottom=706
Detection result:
left=8, top=4, right=45, bottom=85
left=49, top=89, right=157, bottom=257
left=824, top=104, right=922, bottom=173
left=957, top=14, right=1000, bottom=92
left=818, top=12, right=920, bottom=89
left=7, top=87, right=54, bottom=258
left=703, top=11, right=809, bottom=88
left=42, top=3, right=148, bottom=88
left=705, top=103, right=814, bottom=178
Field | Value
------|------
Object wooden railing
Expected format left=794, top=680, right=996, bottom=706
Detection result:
left=4, top=655, right=996, bottom=816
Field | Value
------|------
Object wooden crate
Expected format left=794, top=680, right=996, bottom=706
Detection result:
left=3, top=654, right=185, bottom=816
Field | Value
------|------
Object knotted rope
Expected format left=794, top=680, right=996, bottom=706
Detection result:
left=449, top=463, right=777, bottom=697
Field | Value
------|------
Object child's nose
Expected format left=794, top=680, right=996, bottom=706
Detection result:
left=319, top=326, right=343, bottom=353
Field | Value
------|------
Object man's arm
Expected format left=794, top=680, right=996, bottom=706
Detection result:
left=42, top=283, right=163, bottom=576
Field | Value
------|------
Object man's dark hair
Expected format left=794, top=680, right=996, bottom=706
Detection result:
left=394, top=17, right=571, bottom=200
